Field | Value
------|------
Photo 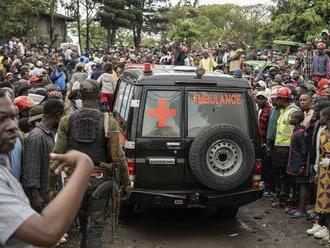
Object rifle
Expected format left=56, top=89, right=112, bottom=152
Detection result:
left=103, top=112, right=122, bottom=243
left=110, top=161, right=122, bottom=243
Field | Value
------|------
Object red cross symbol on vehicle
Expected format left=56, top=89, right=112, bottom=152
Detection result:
left=148, top=98, right=176, bottom=128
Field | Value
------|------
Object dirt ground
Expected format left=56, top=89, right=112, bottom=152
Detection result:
left=61, top=198, right=322, bottom=248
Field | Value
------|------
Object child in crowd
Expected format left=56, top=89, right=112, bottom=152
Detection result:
left=286, top=110, right=307, bottom=217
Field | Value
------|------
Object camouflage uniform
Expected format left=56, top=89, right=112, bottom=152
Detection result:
left=49, top=80, right=130, bottom=248
left=50, top=112, right=130, bottom=186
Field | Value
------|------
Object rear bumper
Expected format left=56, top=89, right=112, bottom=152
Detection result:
left=126, top=188, right=263, bottom=208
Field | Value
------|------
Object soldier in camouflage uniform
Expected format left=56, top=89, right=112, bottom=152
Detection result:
left=49, top=79, right=131, bottom=248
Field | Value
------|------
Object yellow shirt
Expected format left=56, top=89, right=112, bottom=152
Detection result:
left=199, top=58, right=217, bottom=72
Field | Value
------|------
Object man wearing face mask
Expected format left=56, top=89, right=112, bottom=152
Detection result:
left=312, top=42, right=330, bottom=82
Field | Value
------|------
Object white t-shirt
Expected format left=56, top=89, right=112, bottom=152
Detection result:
left=85, top=61, right=96, bottom=78
left=97, top=73, right=117, bottom=94
left=17, top=42, right=25, bottom=56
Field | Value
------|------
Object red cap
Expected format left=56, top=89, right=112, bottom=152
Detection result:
left=276, top=87, right=292, bottom=99
left=14, top=96, right=36, bottom=111
left=28, top=76, right=42, bottom=85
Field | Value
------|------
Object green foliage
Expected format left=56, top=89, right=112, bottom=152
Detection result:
left=69, top=20, right=107, bottom=49
left=0, top=0, right=37, bottom=40
left=0, top=0, right=57, bottom=42
left=168, top=19, right=200, bottom=47
left=98, top=0, right=135, bottom=47
left=267, top=0, right=330, bottom=42
left=99, top=0, right=133, bottom=28
left=167, top=4, right=268, bottom=49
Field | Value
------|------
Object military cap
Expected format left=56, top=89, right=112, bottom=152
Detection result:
left=80, top=79, right=100, bottom=99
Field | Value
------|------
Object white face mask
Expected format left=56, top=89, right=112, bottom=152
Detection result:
left=75, top=99, right=83, bottom=109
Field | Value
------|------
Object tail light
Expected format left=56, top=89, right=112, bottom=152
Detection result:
left=252, top=159, right=263, bottom=189
left=127, top=158, right=135, bottom=175
left=127, top=158, right=135, bottom=186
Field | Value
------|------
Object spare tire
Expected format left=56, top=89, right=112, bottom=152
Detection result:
left=189, top=124, right=255, bottom=190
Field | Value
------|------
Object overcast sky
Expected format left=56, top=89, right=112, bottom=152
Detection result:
left=171, top=0, right=272, bottom=6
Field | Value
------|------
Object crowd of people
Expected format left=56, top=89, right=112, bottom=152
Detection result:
left=0, top=38, right=132, bottom=248
left=251, top=41, right=330, bottom=245
left=0, top=29, right=330, bottom=247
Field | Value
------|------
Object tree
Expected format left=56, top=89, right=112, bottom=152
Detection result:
left=267, top=0, right=330, bottom=42
left=98, top=0, right=134, bottom=48
left=177, top=0, right=199, bottom=7
left=81, top=0, right=99, bottom=50
left=69, top=17, right=111, bottom=50
left=0, top=0, right=42, bottom=41
left=64, top=0, right=101, bottom=50
left=49, top=0, right=58, bottom=47
left=168, top=19, right=200, bottom=48
left=63, top=0, right=83, bottom=51
left=127, top=0, right=169, bottom=48
left=166, top=4, right=269, bottom=49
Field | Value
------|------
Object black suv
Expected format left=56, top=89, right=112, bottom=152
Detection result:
left=112, top=65, right=263, bottom=218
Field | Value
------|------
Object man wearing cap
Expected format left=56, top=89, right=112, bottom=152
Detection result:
left=49, top=79, right=130, bottom=248
left=312, top=42, right=330, bottom=82
left=23, top=99, right=65, bottom=212
left=28, top=105, right=44, bottom=131
left=272, top=87, right=300, bottom=205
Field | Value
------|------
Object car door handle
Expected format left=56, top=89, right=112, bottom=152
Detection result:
left=167, top=142, right=181, bottom=147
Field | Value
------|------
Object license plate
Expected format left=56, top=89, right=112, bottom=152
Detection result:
left=149, top=158, right=176, bottom=165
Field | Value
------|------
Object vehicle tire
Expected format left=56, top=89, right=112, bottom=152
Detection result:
left=216, top=207, right=239, bottom=219
left=189, top=124, right=255, bottom=190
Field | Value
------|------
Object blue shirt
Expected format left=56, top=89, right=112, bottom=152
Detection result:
left=78, top=56, right=90, bottom=64
left=10, top=138, right=22, bottom=181
left=51, top=70, right=67, bottom=91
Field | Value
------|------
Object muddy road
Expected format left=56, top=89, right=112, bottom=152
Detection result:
left=63, top=198, right=321, bottom=248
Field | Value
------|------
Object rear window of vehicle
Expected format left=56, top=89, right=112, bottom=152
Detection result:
left=114, top=81, right=127, bottom=114
left=142, top=90, right=181, bottom=137
left=113, top=81, right=134, bottom=121
left=187, top=91, right=247, bottom=137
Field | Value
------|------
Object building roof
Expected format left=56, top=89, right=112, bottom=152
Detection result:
left=39, top=12, right=74, bottom=22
